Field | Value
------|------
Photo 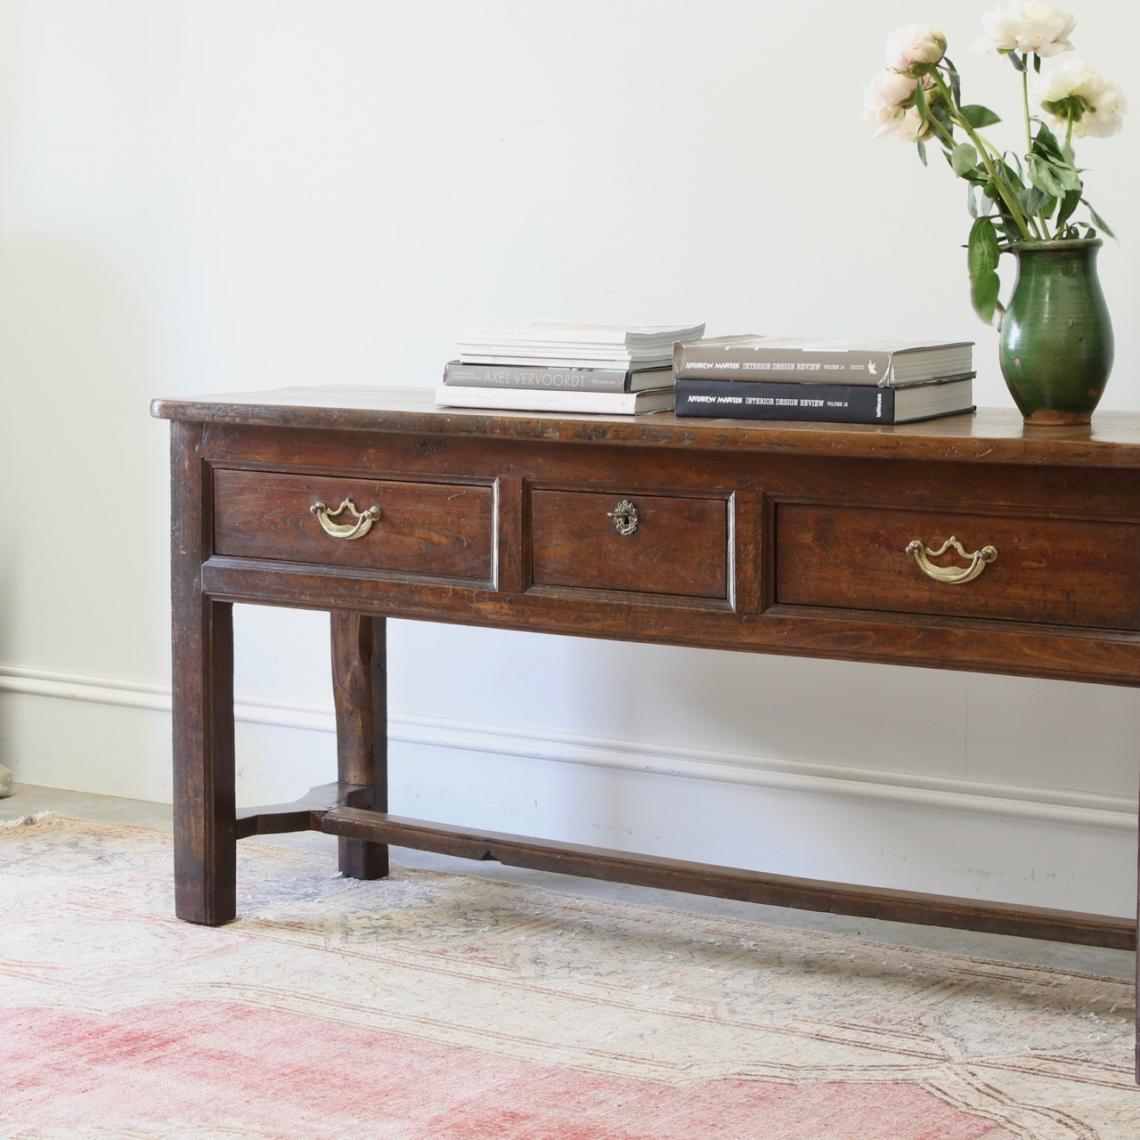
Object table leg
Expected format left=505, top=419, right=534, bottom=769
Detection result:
left=331, top=611, right=389, bottom=879
left=171, top=422, right=236, bottom=925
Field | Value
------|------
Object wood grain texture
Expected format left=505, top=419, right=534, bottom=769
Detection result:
left=200, top=556, right=1140, bottom=686
left=234, top=780, right=373, bottom=839
left=170, top=422, right=236, bottom=926
left=321, top=808, right=1135, bottom=949
left=776, top=502, right=1140, bottom=630
left=213, top=469, right=493, bottom=581
left=729, top=490, right=763, bottom=614
left=151, top=386, right=1140, bottom=469
left=530, top=488, right=728, bottom=599
left=331, top=613, right=389, bottom=879
left=494, top=475, right=527, bottom=592
left=194, top=424, right=1140, bottom=522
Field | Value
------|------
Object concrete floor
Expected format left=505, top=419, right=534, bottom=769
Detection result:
left=3, top=782, right=1135, bottom=980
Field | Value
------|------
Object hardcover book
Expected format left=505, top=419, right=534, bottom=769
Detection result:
left=442, top=361, right=672, bottom=393
left=435, top=384, right=675, bottom=416
left=673, top=377, right=974, bottom=425
left=458, top=320, right=705, bottom=348
left=460, top=352, right=678, bottom=369
left=673, top=336, right=973, bottom=387
left=457, top=320, right=705, bottom=370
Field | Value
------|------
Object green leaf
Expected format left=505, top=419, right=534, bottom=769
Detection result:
left=1050, top=162, right=1081, bottom=193
left=968, top=217, right=999, bottom=279
left=951, top=150, right=986, bottom=183
left=1056, top=188, right=1081, bottom=230
left=1083, top=200, right=1116, bottom=238
left=1033, top=53, right=1042, bottom=73
left=944, top=56, right=962, bottom=107
left=968, top=217, right=1002, bottom=324
left=1008, top=51, right=1026, bottom=73
left=961, top=104, right=1001, bottom=128
left=1003, top=153, right=1030, bottom=189
left=1032, top=121, right=1063, bottom=158
left=915, top=140, right=927, bottom=166
left=1023, top=187, right=1056, bottom=220
left=1027, top=155, right=1065, bottom=199
left=951, top=143, right=979, bottom=175
left=971, top=267, right=1001, bottom=325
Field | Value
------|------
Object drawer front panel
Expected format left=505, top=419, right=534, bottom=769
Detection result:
left=530, top=489, right=727, bottom=598
left=776, top=503, right=1140, bottom=630
left=213, top=470, right=493, bottom=580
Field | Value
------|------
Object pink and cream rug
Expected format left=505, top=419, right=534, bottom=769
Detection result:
left=1, top=814, right=1137, bottom=1138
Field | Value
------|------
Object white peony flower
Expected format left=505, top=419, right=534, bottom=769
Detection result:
left=975, top=2, right=1075, bottom=57
left=884, top=25, right=947, bottom=76
left=1037, top=59, right=1127, bottom=137
left=863, top=97, right=907, bottom=138
left=893, top=106, right=933, bottom=143
left=863, top=70, right=935, bottom=140
left=867, top=68, right=919, bottom=108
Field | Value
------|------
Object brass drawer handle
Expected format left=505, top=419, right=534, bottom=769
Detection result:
left=905, top=535, right=997, bottom=584
left=310, top=497, right=381, bottom=540
left=607, top=498, right=639, bottom=536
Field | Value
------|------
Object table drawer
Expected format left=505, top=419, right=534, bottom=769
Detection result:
left=775, top=503, right=1140, bottom=630
left=530, top=489, right=728, bottom=598
left=213, top=470, right=493, bottom=580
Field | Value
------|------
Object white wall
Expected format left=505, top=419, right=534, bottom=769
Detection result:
left=2, top=0, right=1137, bottom=915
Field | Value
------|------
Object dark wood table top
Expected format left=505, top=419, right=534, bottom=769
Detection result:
left=151, top=385, right=1140, bottom=468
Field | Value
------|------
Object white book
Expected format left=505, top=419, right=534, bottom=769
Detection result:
left=459, top=351, right=675, bottom=369
left=435, top=384, right=675, bottom=415
left=457, top=320, right=705, bottom=349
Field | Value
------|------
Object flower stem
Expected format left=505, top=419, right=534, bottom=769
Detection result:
left=929, top=71, right=1034, bottom=242
left=1021, top=57, right=1033, bottom=155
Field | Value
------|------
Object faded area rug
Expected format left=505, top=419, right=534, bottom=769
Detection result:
left=1, top=816, right=1138, bottom=1139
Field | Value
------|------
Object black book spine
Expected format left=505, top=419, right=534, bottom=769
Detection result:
left=674, top=379, right=896, bottom=423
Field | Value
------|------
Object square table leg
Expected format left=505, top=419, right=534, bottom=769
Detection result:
left=331, top=611, right=389, bottom=879
left=171, top=422, right=236, bottom=925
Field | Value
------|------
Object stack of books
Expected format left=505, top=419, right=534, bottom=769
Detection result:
left=436, top=321, right=705, bottom=415
left=672, top=337, right=976, bottom=425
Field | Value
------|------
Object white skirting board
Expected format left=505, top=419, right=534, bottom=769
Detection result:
left=1, top=663, right=1135, bottom=917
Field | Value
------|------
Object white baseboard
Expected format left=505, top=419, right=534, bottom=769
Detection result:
left=1, top=663, right=1133, bottom=832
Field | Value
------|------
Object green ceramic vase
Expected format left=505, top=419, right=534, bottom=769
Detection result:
left=998, top=239, right=1113, bottom=426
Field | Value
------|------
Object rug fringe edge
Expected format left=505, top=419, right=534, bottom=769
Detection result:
left=0, top=810, right=57, bottom=830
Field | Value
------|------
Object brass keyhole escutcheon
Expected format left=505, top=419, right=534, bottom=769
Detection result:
left=607, top=499, right=639, bottom=537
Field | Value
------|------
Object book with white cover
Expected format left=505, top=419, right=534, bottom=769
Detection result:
left=435, top=384, right=675, bottom=415
left=459, top=351, right=676, bottom=369
left=457, top=320, right=705, bottom=369
left=458, top=320, right=705, bottom=347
